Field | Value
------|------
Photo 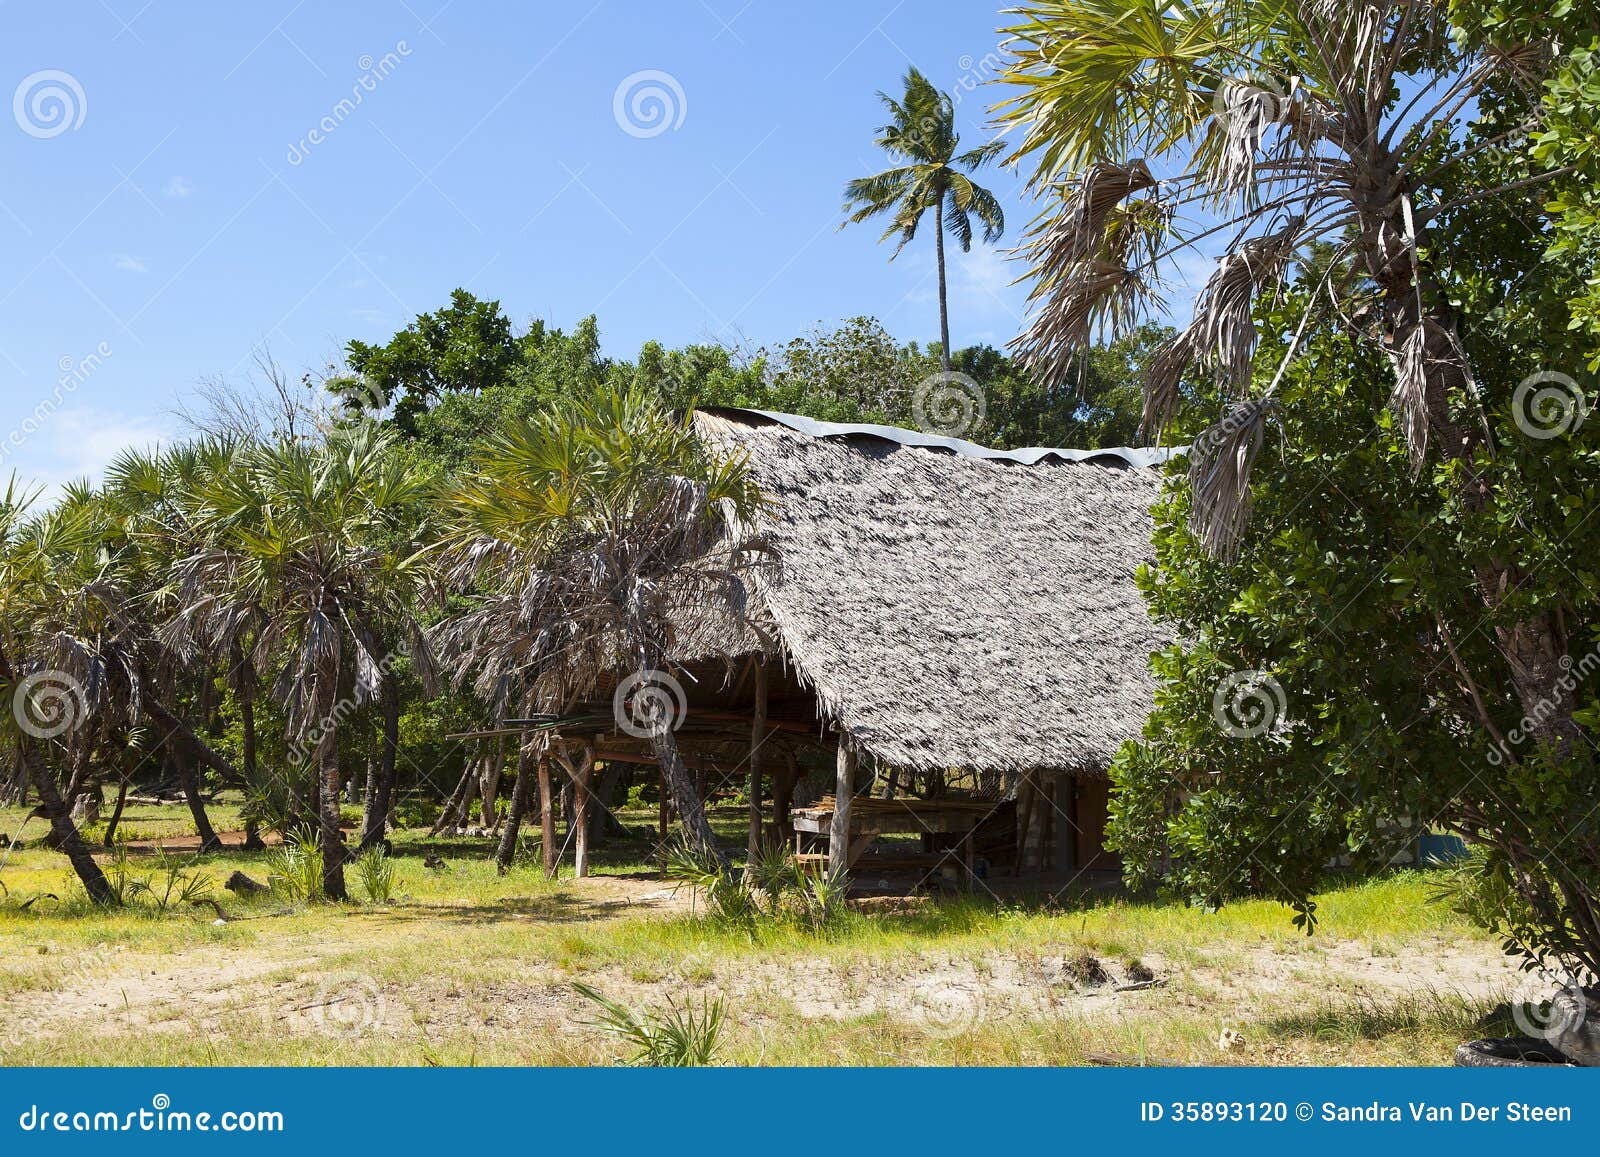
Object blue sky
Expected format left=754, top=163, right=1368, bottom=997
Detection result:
left=1, top=0, right=1071, bottom=495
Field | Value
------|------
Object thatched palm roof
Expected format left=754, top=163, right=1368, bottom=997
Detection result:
left=689, top=408, right=1170, bottom=777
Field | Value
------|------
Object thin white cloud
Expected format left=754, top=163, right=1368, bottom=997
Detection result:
left=112, top=254, right=148, bottom=274
left=163, top=176, right=193, bottom=199
left=2, top=406, right=174, bottom=505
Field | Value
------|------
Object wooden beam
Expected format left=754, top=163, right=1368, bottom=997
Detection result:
left=537, top=752, right=556, bottom=881
left=747, top=659, right=767, bottom=864
left=828, top=738, right=856, bottom=882
left=574, top=743, right=594, bottom=878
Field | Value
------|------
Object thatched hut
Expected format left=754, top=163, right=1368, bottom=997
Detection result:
left=519, top=407, right=1175, bottom=886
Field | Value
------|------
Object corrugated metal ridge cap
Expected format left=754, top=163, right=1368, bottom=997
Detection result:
left=696, top=406, right=1186, bottom=468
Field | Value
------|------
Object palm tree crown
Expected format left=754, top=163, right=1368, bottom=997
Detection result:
left=844, top=66, right=1005, bottom=370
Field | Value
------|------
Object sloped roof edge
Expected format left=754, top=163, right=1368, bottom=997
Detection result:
left=697, top=406, right=1185, bottom=469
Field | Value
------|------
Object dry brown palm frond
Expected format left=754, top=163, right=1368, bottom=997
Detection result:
left=1187, top=400, right=1277, bottom=562
left=1051, top=160, right=1157, bottom=267
left=1386, top=324, right=1431, bottom=468
left=1140, top=330, right=1196, bottom=443
left=1189, top=221, right=1302, bottom=388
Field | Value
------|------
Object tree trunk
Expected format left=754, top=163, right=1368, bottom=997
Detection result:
left=314, top=654, right=348, bottom=901
left=747, top=660, right=767, bottom=864
left=360, top=673, right=400, bottom=849
left=235, top=647, right=265, bottom=851
left=21, top=740, right=115, bottom=904
left=1362, top=193, right=1584, bottom=754
left=478, top=743, right=503, bottom=831
left=935, top=194, right=952, bottom=372
left=103, top=773, right=130, bottom=847
left=650, top=726, right=725, bottom=866
left=538, top=751, right=556, bottom=880
left=0, top=645, right=112, bottom=902
left=178, top=749, right=222, bottom=851
left=495, top=739, right=535, bottom=873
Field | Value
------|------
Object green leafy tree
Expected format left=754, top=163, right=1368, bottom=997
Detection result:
left=843, top=67, right=1005, bottom=369
left=998, top=0, right=1600, bottom=976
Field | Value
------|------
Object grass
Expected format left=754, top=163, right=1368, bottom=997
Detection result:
left=0, top=802, right=1520, bottom=1067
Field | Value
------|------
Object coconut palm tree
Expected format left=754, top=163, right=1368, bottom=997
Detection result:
left=434, top=385, right=763, bottom=865
left=844, top=66, right=1006, bottom=370
left=994, top=0, right=1578, bottom=746
left=169, top=427, right=436, bottom=899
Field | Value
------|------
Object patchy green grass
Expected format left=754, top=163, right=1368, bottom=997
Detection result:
left=0, top=803, right=1521, bottom=1068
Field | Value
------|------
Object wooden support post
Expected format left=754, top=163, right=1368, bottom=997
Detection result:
left=537, top=751, right=556, bottom=881
left=773, top=750, right=798, bottom=845
left=574, top=743, right=595, bottom=878
left=657, top=764, right=669, bottom=869
left=828, top=739, right=856, bottom=882
left=746, top=659, right=767, bottom=865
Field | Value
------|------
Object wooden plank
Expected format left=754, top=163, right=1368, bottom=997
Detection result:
left=828, top=740, right=856, bottom=881
left=537, top=752, right=556, bottom=881
left=573, top=743, right=594, bottom=878
left=747, top=660, right=767, bottom=864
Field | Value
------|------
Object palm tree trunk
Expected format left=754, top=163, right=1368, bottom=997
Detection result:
left=935, top=194, right=952, bottom=372
left=495, top=739, right=535, bottom=873
left=537, top=750, right=556, bottom=880
left=314, top=655, right=348, bottom=900
left=178, top=749, right=222, bottom=851
left=234, top=644, right=265, bottom=851
left=359, top=673, right=399, bottom=849
left=1362, top=193, right=1583, bottom=755
left=103, top=772, right=130, bottom=847
left=650, top=726, right=726, bottom=866
left=0, top=645, right=112, bottom=902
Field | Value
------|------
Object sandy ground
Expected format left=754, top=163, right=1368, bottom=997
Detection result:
left=0, top=875, right=1526, bottom=1058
